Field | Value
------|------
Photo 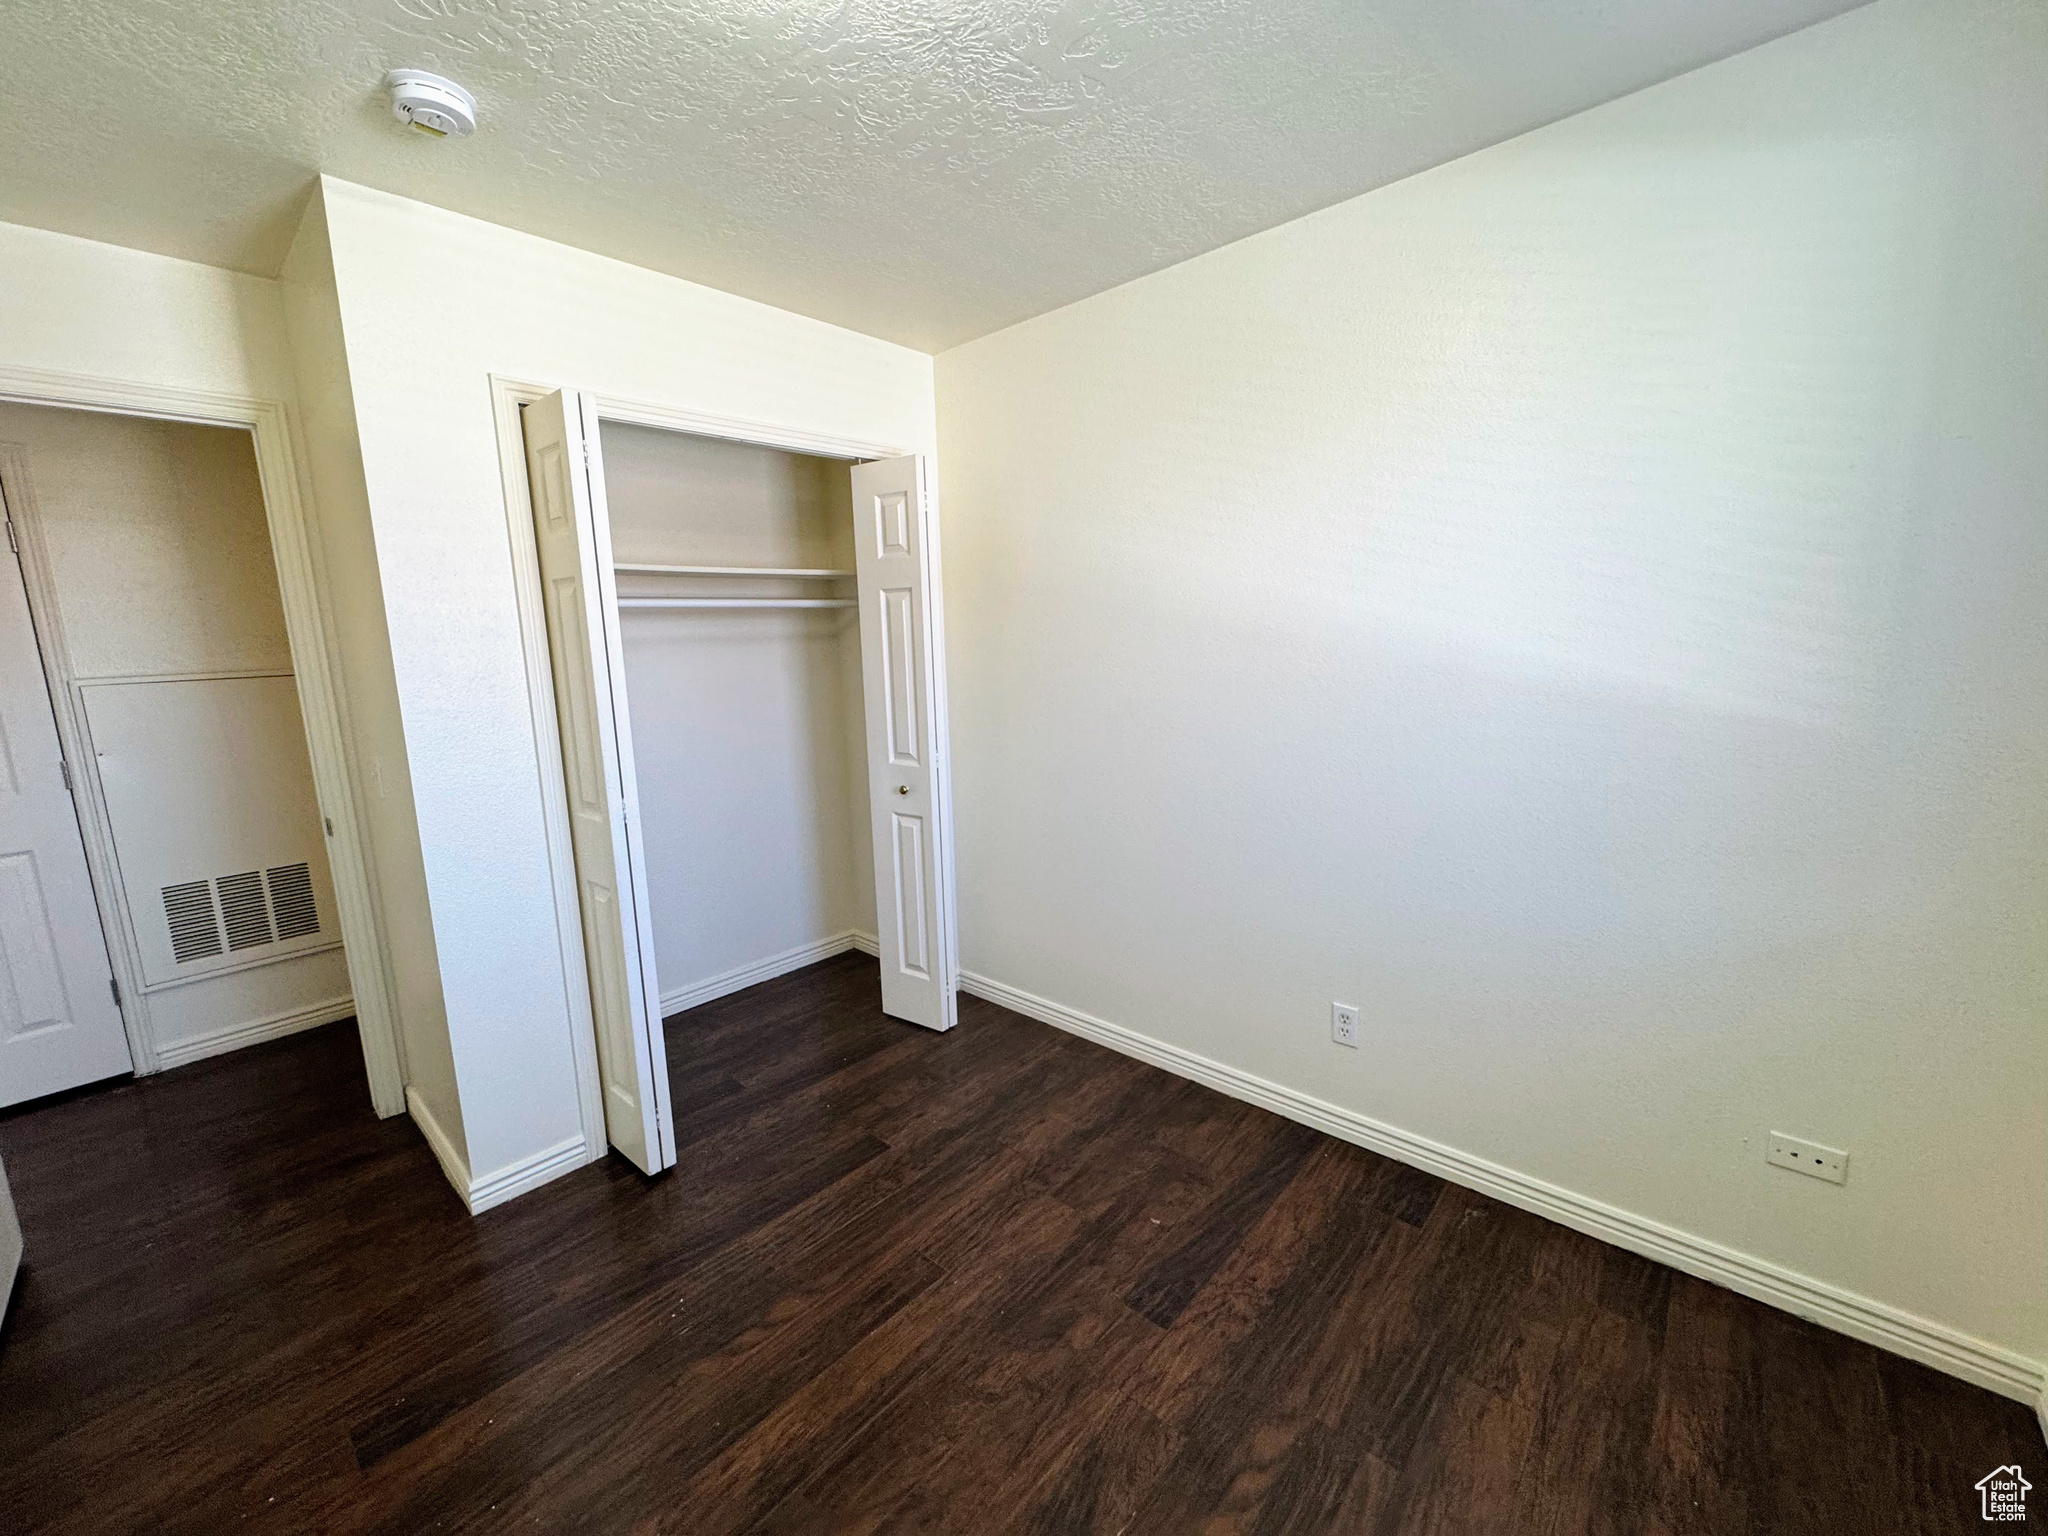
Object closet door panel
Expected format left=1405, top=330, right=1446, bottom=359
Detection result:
left=0, top=517, right=130, bottom=1105
left=523, top=390, right=675, bottom=1173
left=851, top=455, right=957, bottom=1031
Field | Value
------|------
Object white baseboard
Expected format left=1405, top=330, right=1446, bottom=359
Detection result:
left=0, top=1149, right=21, bottom=1327
left=413, top=934, right=878, bottom=1218
left=467, top=1133, right=590, bottom=1215
left=406, top=1084, right=589, bottom=1215
left=851, top=930, right=879, bottom=958
left=958, top=969, right=2046, bottom=1408
left=660, top=930, right=871, bottom=1017
left=152, top=995, right=355, bottom=1070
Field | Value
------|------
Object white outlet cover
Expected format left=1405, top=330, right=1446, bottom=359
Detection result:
left=1331, top=1002, right=1360, bottom=1049
left=1766, top=1132, right=1848, bottom=1185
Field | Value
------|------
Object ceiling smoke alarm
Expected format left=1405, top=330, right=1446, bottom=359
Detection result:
left=385, top=69, right=476, bottom=138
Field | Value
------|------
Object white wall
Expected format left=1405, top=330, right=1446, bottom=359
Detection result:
left=603, top=424, right=873, bottom=1003
left=315, top=178, right=935, bottom=1187
left=935, top=0, right=2047, bottom=1389
left=280, top=197, right=460, bottom=1160
left=0, top=219, right=297, bottom=402
left=0, top=403, right=348, bottom=1062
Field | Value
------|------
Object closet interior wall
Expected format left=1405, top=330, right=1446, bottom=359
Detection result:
left=599, top=422, right=876, bottom=1014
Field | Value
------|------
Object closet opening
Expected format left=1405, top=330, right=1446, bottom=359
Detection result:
left=0, top=400, right=392, bottom=1113
left=511, top=388, right=958, bottom=1177
left=608, top=424, right=875, bottom=1014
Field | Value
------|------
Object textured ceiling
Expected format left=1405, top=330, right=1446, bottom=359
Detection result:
left=0, top=1, right=1867, bottom=349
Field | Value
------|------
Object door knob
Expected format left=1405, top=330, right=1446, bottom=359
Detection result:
left=896, top=784, right=910, bottom=795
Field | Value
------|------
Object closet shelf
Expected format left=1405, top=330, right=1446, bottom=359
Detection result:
left=613, top=563, right=854, bottom=579
left=618, top=596, right=856, bottom=610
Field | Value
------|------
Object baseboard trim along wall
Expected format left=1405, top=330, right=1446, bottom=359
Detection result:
left=406, top=1085, right=471, bottom=1209
left=0, top=1149, right=21, bottom=1325
left=406, top=1084, right=592, bottom=1216
left=467, top=1134, right=590, bottom=1215
left=957, top=969, right=2046, bottom=1409
left=660, top=929, right=876, bottom=1017
left=410, top=934, right=889, bottom=1218
left=152, top=995, right=356, bottom=1071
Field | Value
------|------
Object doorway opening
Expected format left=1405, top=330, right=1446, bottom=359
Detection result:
left=0, top=399, right=395, bottom=1112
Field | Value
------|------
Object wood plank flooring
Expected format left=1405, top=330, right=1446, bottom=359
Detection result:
left=0, top=952, right=2033, bottom=1532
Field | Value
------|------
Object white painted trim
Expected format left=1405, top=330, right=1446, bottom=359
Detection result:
left=915, top=457, right=963, bottom=1014
left=489, top=376, right=609, bottom=1166
left=70, top=666, right=294, bottom=686
left=467, top=1133, right=591, bottom=1215
left=408, top=1079, right=592, bottom=1216
left=0, top=366, right=406, bottom=1119
left=2037, top=1387, right=2047, bottom=1449
left=246, top=392, right=406, bottom=1117
left=659, top=930, right=867, bottom=1017
left=850, top=930, right=880, bottom=958
left=152, top=994, right=355, bottom=1070
left=958, top=969, right=2047, bottom=1407
left=591, top=391, right=907, bottom=464
left=406, top=1084, right=472, bottom=1208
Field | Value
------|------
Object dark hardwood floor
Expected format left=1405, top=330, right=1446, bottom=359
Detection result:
left=0, top=952, right=2033, bottom=1532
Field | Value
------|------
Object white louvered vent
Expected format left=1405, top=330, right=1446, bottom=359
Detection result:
left=217, top=870, right=273, bottom=951
left=266, top=862, right=319, bottom=940
left=161, top=865, right=322, bottom=964
left=162, top=880, right=224, bottom=963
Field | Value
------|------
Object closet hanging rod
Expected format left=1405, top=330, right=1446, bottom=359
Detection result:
left=617, top=596, right=856, bottom=610
left=612, top=563, right=854, bottom=579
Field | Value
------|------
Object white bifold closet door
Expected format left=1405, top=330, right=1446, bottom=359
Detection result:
left=523, top=391, right=676, bottom=1174
left=850, top=456, right=958, bottom=1032
left=526, top=396, right=961, bottom=1176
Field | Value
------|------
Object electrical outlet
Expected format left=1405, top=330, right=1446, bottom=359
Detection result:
left=1766, top=1132, right=1848, bottom=1185
left=1331, top=1002, right=1360, bottom=1049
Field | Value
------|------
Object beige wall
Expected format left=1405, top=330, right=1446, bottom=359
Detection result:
left=602, top=423, right=874, bottom=1002
left=5, top=406, right=288, bottom=678
left=0, top=219, right=296, bottom=402
left=0, top=402, right=349, bottom=1062
left=935, top=0, right=2047, bottom=1390
left=0, top=223, right=411, bottom=1089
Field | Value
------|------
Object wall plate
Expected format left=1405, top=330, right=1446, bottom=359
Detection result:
left=1767, top=1132, right=1848, bottom=1185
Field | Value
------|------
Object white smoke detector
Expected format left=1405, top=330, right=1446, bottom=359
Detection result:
left=385, top=69, right=476, bottom=139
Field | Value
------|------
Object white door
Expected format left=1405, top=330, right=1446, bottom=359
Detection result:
left=851, top=456, right=958, bottom=1031
left=522, top=391, right=675, bottom=1173
left=0, top=510, right=131, bottom=1106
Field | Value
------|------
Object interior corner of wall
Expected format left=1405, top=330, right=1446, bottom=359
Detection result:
left=280, top=181, right=330, bottom=288
left=404, top=1073, right=471, bottom=1198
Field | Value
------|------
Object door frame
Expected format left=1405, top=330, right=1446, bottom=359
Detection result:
left=0, top=365, right=406, bottom=1116
left=487, top=375, right=951, bottom=1159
